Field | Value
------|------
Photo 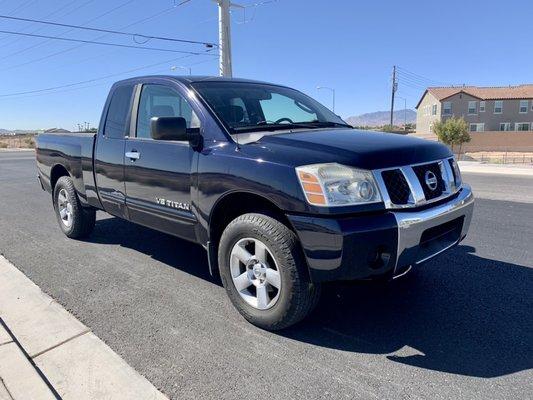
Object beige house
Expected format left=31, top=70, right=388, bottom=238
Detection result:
left=416, top=85, right=533, bottom=136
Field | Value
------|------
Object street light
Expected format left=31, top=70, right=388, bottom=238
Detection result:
left=170, top=65, right=192, bottom=75
left=396, top=95, right=407, bottom=131
left=317, top=86, right=335, bottom=113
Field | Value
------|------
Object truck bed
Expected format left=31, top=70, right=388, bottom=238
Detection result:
left=36, top=132, right=98, bottom=206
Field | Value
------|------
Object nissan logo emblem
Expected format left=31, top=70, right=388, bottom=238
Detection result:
left=424, top=170, right=438, bottom=191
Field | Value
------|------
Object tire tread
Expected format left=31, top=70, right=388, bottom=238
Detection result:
left=54, top=176, right=95, bottom=239
left=219, top=213, right=320, bottom=330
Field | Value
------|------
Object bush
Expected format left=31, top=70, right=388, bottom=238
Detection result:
left=0, top=142, right=7, bottom=149
left=24, top=137, right=35, bottom=148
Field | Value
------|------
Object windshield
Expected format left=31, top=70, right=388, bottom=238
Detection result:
left=191, top=81, right=351, bottom=134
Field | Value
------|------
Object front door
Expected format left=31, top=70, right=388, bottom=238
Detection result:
left=124, top=83, right=200, bottom=240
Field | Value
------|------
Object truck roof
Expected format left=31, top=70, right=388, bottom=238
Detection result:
left=113, top=75, right=280, bottom=87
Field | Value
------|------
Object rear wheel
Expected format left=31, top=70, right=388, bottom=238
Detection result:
left=218, top=213, right=320, bottom=330
left=53, top=176, right=95, bottom=239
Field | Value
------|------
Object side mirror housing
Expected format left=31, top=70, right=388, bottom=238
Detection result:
left=150, top=116, right=188, bottom=141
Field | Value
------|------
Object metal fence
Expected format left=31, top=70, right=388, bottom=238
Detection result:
left=456, top=151, right=533, bottom=165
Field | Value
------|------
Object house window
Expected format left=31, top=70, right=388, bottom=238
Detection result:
left=431, top=104, right=437, bottom=116
left=519, top=100, right=528, bottom=113
left=479, top=101, right=485, bottom=112
left=443, top=102, right=452, bottom=115
left=500, top=122, right=512, bottom=131
left=494, top=100, right=503, bottom=114
left=470, top=123, right=484, bottom=132
left=468, top=101, right=477, bottom=115
left=516, top=122, right=530, bottom=131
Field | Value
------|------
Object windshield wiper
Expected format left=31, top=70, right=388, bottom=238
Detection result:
left=266, top=121, right=353, bottom=130
left=302, top=121, right=353, bottom=128
left=232, top=120, right=352, bottom=133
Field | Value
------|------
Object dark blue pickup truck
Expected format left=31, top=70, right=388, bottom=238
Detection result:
left=36, top=76, right=474, bottom=330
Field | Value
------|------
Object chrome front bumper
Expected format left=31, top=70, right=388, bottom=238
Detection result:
left=392, top=184, right=474, bottom=274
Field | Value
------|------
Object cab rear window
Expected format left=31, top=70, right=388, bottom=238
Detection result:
left=104, top=85, right=134, bottom=139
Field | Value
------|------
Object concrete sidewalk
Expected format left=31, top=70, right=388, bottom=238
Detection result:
left=0, top=255, right=168, bottom=400
left=458, top=160, right=533, bottom=176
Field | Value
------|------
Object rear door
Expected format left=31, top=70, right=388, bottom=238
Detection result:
left=124, top=83, right=200, bottom=240
left=94, top=84, right=134, bottom=218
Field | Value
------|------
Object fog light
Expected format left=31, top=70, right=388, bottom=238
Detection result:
left=369, top=247, right=391, bottom=269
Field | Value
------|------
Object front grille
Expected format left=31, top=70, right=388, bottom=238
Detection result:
left=448, top=159, right=457, bottom=183
left=381, top=169, right=410, bottom=204
left=377, top=157, right=460, bottom=209
left=412, top=162, right=445, bottom=200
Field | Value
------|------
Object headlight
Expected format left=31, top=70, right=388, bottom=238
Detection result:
left=296, top=163, right=382, bottom=207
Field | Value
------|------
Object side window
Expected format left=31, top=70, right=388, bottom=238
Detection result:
left=104, top=85, right=134, bottom=139
left=136, top=85, right=200, bottom=139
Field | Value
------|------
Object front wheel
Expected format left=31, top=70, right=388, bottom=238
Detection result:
left=53, top=176, right=95, bottom=239
left=218, top=213, right=320, bottom=330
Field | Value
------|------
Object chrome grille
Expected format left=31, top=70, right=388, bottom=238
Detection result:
left=412, top=162, right=445, bottom=200
left=381, top=169, right=410, bottom=205
left=374, top=157, right=459, bottom=209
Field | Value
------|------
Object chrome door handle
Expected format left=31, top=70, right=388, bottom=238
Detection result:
left=125, top=151, right=140, bottom=161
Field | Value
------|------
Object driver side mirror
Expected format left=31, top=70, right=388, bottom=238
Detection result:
left=150, top=117, right=201, bottom=147
left=150, top=116, right=187, bottom=141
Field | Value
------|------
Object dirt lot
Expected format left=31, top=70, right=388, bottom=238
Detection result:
left=0, top=134, right=35, bottom=149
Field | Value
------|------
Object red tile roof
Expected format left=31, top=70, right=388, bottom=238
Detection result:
left=416, top=85, right=533, bottom=108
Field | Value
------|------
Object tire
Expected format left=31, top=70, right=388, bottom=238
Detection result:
left=53, top=176, right=96, bottom=239
left=218, top=213, right=320, bottom=330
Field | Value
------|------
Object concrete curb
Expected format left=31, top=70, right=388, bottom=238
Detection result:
left=0, top=255, right=168, bottom=400
left=0, top=149, right=34, bottom=152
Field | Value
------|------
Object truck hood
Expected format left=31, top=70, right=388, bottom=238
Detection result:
left=242, top=129, right=451, bottom=170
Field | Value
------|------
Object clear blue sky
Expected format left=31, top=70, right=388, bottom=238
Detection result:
left=0, top=0, right=532, bottom=130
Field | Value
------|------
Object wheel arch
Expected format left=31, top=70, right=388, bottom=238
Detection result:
left=50, top=164, right=71, bottom=193
left=207, top=190, right=298, bottom=277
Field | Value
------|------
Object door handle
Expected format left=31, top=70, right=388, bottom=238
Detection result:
left=125, top=151, right=140, bottom=161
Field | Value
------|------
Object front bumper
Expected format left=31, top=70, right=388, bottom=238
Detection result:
left=287, top=184, right=474, bottom=282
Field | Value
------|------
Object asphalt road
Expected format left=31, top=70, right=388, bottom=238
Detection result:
left=1, top=150, right=532, bottom=400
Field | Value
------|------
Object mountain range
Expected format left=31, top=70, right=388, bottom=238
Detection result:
left=345, top=109, right=416, bottom=127
left=2, top=110, right=418, bottom=134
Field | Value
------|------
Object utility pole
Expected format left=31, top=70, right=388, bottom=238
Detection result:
left=216, top=0, right=233, bottom=77
left=396, top=95, right=407, bottom=131
left=390, top=65, right=397, bottom=127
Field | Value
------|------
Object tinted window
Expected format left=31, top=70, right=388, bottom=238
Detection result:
left=136, top=85, right=200, bottom=139
left=192, top=81, right=347, bottom=133
left=104, top=85, right=134, bottom=138
left=260, top=93, right=317, bottom=123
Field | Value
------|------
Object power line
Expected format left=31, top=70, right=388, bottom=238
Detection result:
left=0, top=0, right=195, bottom=71
left=396, top=71, right=432, bottom=86
left=396, top=75, right=429, bottom=89
left=122, top=0, right=193, bottom=27
left=0, top=57, right=219, bottom=102
left=0, top=50, right=216, bottom=98
left=0, top=14, right=217, bottom=48
left=0, top=30, right=215, bottom=55
left=396, top=66, right=453, bottom=87
left=4, top=0, right=37, bottom=16
left=0, top=0, right=79, bottom=46
left=0, top=0, right=116, bottom=57
left=0, top=1, right=136, bottom=56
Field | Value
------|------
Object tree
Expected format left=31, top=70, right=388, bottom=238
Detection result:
left=433, top=117, right=471, bottom=155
